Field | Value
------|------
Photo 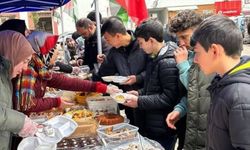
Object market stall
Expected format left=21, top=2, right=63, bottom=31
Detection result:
left=17, top=78, right=164, bottom=149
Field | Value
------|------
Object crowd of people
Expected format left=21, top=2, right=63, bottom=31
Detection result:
left=1, top=9, right=250, bottom=150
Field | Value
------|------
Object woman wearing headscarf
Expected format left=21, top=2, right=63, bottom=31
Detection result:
left=0, top=19, right=80, bottom=74
left=0, top=19, right=29, bottom=36
left=0, top=30, right=38, bottom=150
left=13, top=31, right=119, bottom=113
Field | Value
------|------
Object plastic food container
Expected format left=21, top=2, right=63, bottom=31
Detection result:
left=87, top=96, right=118, bottom=115
left=36, top=116, right=78, bottom=144
left=106, top=135, right=164, bottom=150
left=18, top=137, right=57, bottom=150
left=97, top=123, right=139, bottom=145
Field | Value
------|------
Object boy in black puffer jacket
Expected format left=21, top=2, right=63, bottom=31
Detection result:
left=123, top=19, right=186, bottom=150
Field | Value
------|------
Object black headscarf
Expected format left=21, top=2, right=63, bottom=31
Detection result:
left=0, top=19, right=26, bottom=36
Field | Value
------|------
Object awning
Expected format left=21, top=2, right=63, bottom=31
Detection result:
left=0, top=0, right=70, bottom=13
left=168, top=6, right=198, bottom=11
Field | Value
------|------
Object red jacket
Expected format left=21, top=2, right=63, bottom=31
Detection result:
left=13, top=72, right=107, bottom=113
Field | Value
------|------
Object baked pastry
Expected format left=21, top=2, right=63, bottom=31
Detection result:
left=75, top=92, right=101, bottom=105
left=97, top=113, right=124, bottom=125
left=66, top=109, right=94, bottom=122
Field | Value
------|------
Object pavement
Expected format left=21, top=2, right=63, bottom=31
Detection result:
left=243, top=44, right=250, bottom=56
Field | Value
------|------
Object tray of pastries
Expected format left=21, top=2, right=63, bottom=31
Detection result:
left=57, top=136, right=103, bottom=150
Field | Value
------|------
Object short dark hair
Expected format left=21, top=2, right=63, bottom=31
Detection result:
left=87, top=11, right=102, bottom=23
left=76, top=18, right=94, bottom=29
left=192, top=15, right=243, bottom=57
left=135, top=18, right=164, bottom=42
left=169, top=10, right=202, bottom=33
left=71, top=31, right=81, bottom=41
left=101, top=16, right=127, bottom=36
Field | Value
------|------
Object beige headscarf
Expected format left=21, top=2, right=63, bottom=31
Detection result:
left=0, top=30, right=34, bottom=72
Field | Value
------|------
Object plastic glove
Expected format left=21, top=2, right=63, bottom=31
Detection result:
left=127, top=90, right=139, bottom=96
left=106, top=84, right=123, bottom=95
left=123, top=94, right=138, bottom=108
left=18, top=116, right=38, bottom=137
left=72, top=67, right=81, bottom=74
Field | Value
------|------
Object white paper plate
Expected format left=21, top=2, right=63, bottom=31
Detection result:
left=112, top=76, right=128, bottom=84
left=102, top=76, right=116, bottom=82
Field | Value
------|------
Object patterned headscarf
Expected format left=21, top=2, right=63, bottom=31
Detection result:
left=27, top=31, right=58, bottom=66
left=15, top=31, right=58, bottom=111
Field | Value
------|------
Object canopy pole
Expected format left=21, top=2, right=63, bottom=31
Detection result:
left=60, top=6, right=64, bottom=33
left=95, top=0, right=102, bottom=55
left=95, top=0, right=102, bottom=70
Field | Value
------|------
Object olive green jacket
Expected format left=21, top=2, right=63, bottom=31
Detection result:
left=0, top=56, right=25, bottom=150
left=184, top=64, right=214, bottom=150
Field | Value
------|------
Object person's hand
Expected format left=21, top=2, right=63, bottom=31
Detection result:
left=97, top=54, right=106, bottom=64
left=123, top=75, right=136, bottom=85
left=166, top=111, right=181, bottom=130
left=18, top=116, right=38, bottom=137
left=126, top=90, right=139, bottom=96
left=106, top=84, right=123, bottom=95
left=123, top=94, right=138, bottom=108
left=174, top=46, right=188, bottom=64
left=72, top=67, right=81, bottom=74
left=76, top=59, right=84, bottom=66
left=59, top=98, right=75, bottom=109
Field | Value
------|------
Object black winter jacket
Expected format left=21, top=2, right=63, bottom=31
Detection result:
left=207, top=56, right=250, bottom=150
left=138, top=42, right=185, bottom=138
left=83, top=32, right=110, bottom=70
left=97, top=37, right=147, bottom=91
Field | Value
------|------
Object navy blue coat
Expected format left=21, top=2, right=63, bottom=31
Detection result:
left=207, top=56, right=250, bottom=150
